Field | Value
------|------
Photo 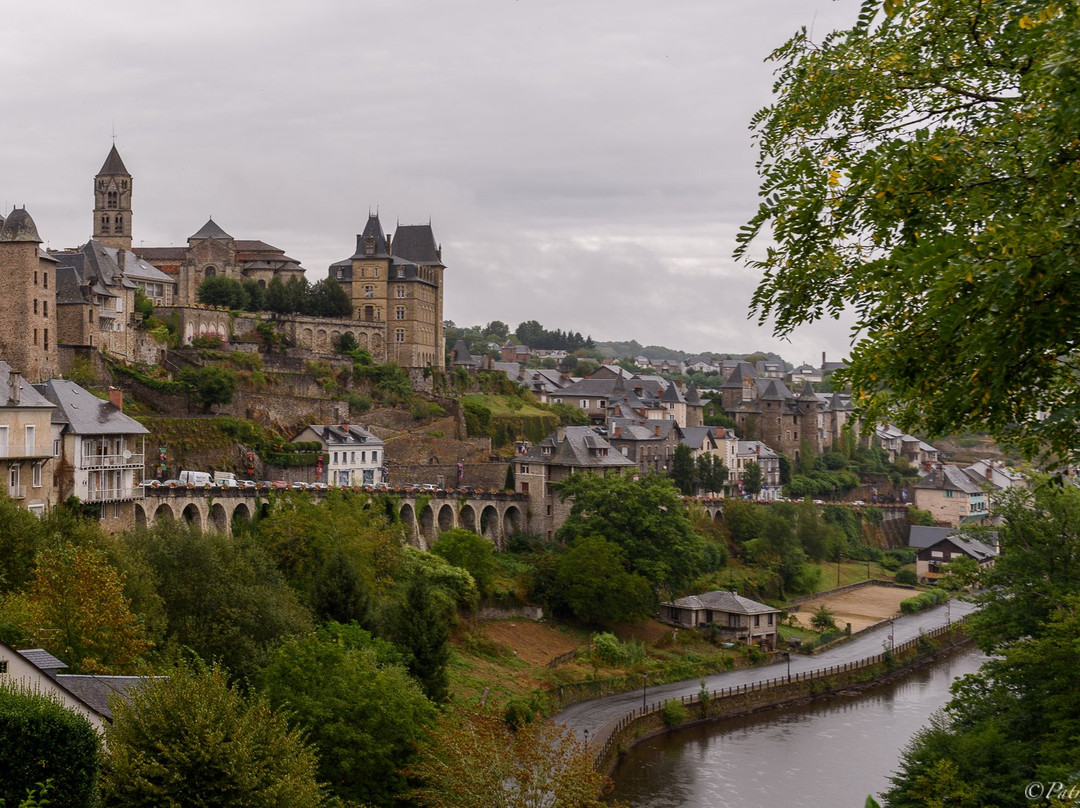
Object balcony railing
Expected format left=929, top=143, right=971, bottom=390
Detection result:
left=85, top=487, right=143, bottom=503
left=79, top=453, right=144, bottom=470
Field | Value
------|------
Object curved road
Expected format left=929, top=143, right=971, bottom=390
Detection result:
left=554, top=598, right=979, bottom=743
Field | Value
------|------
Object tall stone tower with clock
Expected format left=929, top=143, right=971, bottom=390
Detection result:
left=93, top=144, right=133, bottom=251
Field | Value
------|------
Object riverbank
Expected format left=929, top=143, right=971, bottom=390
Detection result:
left=592, top=619, right=971, bottom=773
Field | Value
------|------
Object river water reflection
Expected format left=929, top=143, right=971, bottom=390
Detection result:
left=608, top=647, right=987, bottom=807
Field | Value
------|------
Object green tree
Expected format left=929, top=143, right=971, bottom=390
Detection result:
left=121, top=521, right=313, bottom=681
left=742, top=460, right=763, bottom=497
left=102, top=662, right=326, bottom=807
left=197, top=276, right=249, bottom=309
left=671, top=444, right=696, bottom=495
left=178, top=364, right=237, bottom=412
left=554, top=535, right=654, bottom=624
left=809, top=604, right=838, bottom=633
left=738, top=0, right=1080, bottom=468
left=241, top=279, right=265, bottom=312
left=0, top=681, right=100, bottom=808
left=260, top=623, right=435, bottom=806
left=432, top=528, right=497, bottom=596
left=389, top=576, right=451, bottom=703
left=555, top=472, right=704, bottom=597
left=264, top=276, right=289, bottom=313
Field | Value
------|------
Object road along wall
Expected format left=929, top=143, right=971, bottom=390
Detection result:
left=591, top=621, right=971, bottom=774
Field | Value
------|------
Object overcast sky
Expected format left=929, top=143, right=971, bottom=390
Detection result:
left=4, top=0, right=863, bottom=364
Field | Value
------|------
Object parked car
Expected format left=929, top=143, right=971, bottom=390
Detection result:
left=238, top=480, right=257, bottom=490
left=372, top=482, right=391, bottom=491
left=271, top=480, right=290, bottom=490
left=309, top=482, right=329, bottom=492
left=215, top=478, right=240, bottom=489
left=420, top=483, right=439, bottom=492
left=291, top=481, right=309, bottom=491
left=160, top=479, right=181, bottom=488
left=140, top=479, right=161, bottom=489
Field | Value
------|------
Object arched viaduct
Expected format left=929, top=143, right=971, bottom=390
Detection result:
left=137, top=489, right=528, bottom=549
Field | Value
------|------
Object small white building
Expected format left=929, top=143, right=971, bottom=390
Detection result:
left=293, top=423, right=385, bottom=486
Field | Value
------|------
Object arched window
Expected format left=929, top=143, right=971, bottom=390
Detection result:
left=204, top=266, right=217, bottom=278
left=106, top=190, right=118, bottom=208
left=100, top=215, right=110, bottom=234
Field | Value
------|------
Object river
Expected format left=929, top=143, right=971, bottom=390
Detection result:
left=608, top=646, right=987, bottom=807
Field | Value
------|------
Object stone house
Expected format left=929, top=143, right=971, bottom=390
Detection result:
left=607, top=419, right=682, bottom=474
left=659, top=590, right=781, bottom=649
left=735, top=440, right=782, bottom=500
left=34, top=381, right=148, bottom=528
left=515, top=426, right=636, bottom=540
left=292, top=423, right=385, bottom=487
left=914, top=464, right=989, bottom=527
left=0, top=362, right=56, bottom=516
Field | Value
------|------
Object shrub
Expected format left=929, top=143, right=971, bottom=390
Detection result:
left=661, top=699, right=689, bottom=727
left=895, top=568, right=918, bottom=586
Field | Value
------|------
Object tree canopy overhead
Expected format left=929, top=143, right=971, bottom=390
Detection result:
left=738, top=0, right=1080, bottom=467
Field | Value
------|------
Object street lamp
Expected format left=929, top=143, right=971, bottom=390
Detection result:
left=642, top=673, right=648, bottom=711
left=785, top=651, right=791, bottom=682
left=890, top=618, right=896, bottom=651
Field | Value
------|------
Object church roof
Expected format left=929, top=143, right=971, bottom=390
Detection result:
left=189, top=217, right=233, bottom=241
left=392, top=224, right=443, bottom=266
left=0, top=207, right=42, bottom=243
left=98, top=144, right=130, bottom=176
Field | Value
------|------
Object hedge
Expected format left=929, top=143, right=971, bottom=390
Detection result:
left=0, top=681, right=101, bottom=807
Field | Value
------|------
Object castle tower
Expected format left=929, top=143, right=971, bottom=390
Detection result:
left=0, top=208, right=59, bottom=382
left=93, top=145, right=133, bottom=250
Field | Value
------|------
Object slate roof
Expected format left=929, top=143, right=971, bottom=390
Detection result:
left=916, top=464, right=984, bottom=494
left=17, top=648, right=67, bottom=672
left=35, top=380, right=149, bottom=436
left=521, top=426, right=636, bottom=470
left=909, top=526, right=997, bottom=563
left=680, top=426, right=715, bottom=450
left=348, top=214, right=390, bottom=259
left=0, top=207, right=42, bottom=243
left=391, top=224, right=443, bottom=266
left=189, top=217, right=233, bottom=240
left=98, top=144, right=130, bottom=176
left=298, top=424, right=383, bottom=448
left=0, top=362, right=54, bottom=409
left=56, top=675, right=153, bottom=722
left=664, top=590, right=779, bottom=615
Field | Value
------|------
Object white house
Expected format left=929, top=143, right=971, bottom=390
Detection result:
left=293, top=423, right=385, bottom=486
left=35, top=381, right=147, bottom=525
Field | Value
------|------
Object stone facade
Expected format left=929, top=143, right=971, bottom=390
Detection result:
left=0, top=209, right=59, bottom=383
left=330, top=214, right=446, bottom=371
left=720, top=361, right=855, bottom=464
left=93, top=145, right=134, bottom=251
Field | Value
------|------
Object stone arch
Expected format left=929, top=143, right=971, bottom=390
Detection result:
left=182, top=503, right=203, bottom=529
left=258, top=279, right=266, bottom=289
left=357, top=332, right=369, bottom=350
left=134, top=502, right=148, bottom=527
left=301, top=327, right=314, bottom=348
left=330, top=330, right=341, bottom=347
left=185, top=322, right=194, bottom=344
left=437, top=503, right=455, bottom=532
left=458, top=503, right=477, bottom=533
left=210, top=502, right=228, bottom=533
left=154, top=502, right=175, bottom=522
left=480, top=505, right=499, bottom=541
left=399, top=502, right=416, bottom=539
left=232, top=502, right=252, bottom=530
left=501, top=505, right=522, bottom=548
left=315, top=329, right=329, bottom=352
left=204, top=265, right=217, bottom=278
left=217, top=323, right=227, bottom=339
left=419, top=504, right=436, bottom=544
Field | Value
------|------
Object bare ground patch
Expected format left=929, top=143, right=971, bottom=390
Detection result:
left=472, top=620, right=582, bottom=667
left=793, top=584, right=912, bottom=633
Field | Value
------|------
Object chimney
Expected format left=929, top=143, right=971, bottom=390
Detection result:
left=822, top=351, right=826, bottom=367
left=614, top=425, right=622, bottom=438
left=341, top=421, right=350, bottom=433
left=108, top=387, right=123, bottom=411
left=556, top=426, right=566, bottom=443
left=118, top=250, right=126, bottom=270
left=386, top=233, right=393, bottom=254
left=9, top=372, right=20, bottom=405
left=984, top=463, right=992, bottom=481
left=654, top=425, right=661, bottom=437
left=755, top=444, right=760, bottom=457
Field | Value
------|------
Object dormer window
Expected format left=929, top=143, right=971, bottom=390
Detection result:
left=364, top=238, right=375, bottom=256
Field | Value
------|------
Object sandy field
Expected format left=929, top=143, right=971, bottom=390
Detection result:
left=791, top=584, right=912, bottom=633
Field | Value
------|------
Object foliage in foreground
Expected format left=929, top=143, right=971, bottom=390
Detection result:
left=408, top=706, right=623, bottom=808
left=0, top=682, right=100, bottom=808
left=739, top=0, right=1080, bottom=469
left=102, top=663, right=326, bottom=808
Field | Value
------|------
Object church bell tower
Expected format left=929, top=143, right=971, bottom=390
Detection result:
left=93, top=144, right=132, bottom=250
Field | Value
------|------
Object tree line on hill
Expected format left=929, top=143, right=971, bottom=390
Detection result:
left=197, top=275, right=352, bottom=318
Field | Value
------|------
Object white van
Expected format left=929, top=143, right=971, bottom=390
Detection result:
left=179, top=470, right=212, bottom=486
left=213, top=471, right=239, bottom=488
